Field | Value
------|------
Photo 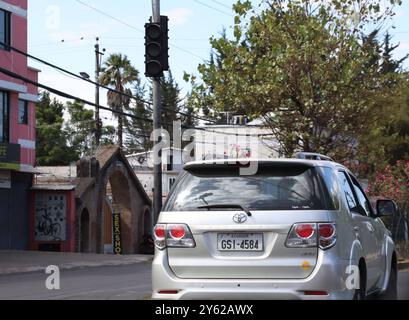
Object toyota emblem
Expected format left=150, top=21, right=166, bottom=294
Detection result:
left=233, top=213, right=248, bottom=224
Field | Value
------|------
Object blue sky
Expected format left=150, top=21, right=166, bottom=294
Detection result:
left=27, top=0, right=409, bottom=123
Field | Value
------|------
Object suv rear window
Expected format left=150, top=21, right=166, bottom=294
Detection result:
left=164, top=165, right=329, bottom=211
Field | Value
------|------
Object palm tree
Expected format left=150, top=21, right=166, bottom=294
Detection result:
left=99, top=53, right=139, bottom=147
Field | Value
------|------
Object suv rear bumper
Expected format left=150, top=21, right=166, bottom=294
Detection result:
left=152, top=249, right=356, bottom=300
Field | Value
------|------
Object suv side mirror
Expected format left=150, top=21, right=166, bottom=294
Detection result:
left=376, top=199, right=397, bottom=217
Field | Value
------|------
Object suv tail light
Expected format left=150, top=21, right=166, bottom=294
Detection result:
left=286, top=223, right=317, bottom=248
left=286, top=223, right=336, bottom=250
left=318, top=223, right=337, bottom=249
left=153, top=224, right=196, bottom=250
left=294, top=224, right=315, bottom=238
left=153, top=224, right=166, bottom=250
left=169, top=225, right=186, bottom=239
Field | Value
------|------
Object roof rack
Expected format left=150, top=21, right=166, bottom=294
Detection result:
left=294, top=152, right=334, bottom=162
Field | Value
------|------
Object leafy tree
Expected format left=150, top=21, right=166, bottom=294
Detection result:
left=151, top=71, right=196, bottom=147
left=180, top=104, right=197, bottom=129
left=99, top=53, right=139, bottom=148
left=65, top=100, right=95, bottom=157
left=381, top=32, right=409, bottom=76
left=366, top=78, right=409, bottom=165
left=64, top=100, right=117, bottom=157
left=100, top=125, right=117, bottom=146
left=36, top=92, right=77, bottom=166
left=124, top=78, right=153, bottom=153
left=161, top=71, right=182, bottom=143
left=368, top=161, right=409, bottom=240
left=355, top=31, right=408, bottom=171
left=124, top=70, right=196, bottom=153
left=185, top=0, right=402, bottom=160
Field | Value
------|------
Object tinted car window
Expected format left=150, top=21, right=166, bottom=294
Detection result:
left=165, top=166, right=328, bottom=211
left=317, top=167, right=340, bottom=210
left=339, top=171, right=357, bottom=210
left=349, top=174, right=372, bottom=216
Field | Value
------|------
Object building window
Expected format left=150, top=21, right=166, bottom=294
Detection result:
left=167, top=154, right=174, bottom=171
left=169, top=178, right=176, bottom=191
left=18, top=100, right=28, bottom=125
left=0, top=91, right=9, bottom=143
left=0, top=9, right=11, bottom=51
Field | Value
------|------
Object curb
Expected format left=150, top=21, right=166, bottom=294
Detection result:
left=0, top=256, right=153, bottom=276
left=398, top=261, right=409, bottom=271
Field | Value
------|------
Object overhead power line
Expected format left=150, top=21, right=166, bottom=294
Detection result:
left=209, top=0, right=233, bottom=10
left=2, top=41, right=143, bottom=103
left=1, top=63, right=274, bottom=138
left=0, top=41, right=218, bottom=124
left=0, top=66, right=153, bottom=124
left=73, top=0, right=205, bottom=60
left=74, top=0, right=145, bottom=33
left=192, top=0, right=234, bottom=17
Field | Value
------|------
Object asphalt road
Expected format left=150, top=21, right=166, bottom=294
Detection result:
left=0, top=263, right=407, bottom=300
left=0, top=263, right=152, bottom=300
left=398, top=269, right=409, bottom=300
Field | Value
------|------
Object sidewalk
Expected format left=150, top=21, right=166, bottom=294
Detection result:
left=399, top=259, right=409, bottom=271
left=0, top=250, right=153, bottom=275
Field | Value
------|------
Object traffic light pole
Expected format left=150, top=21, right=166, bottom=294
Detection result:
left=152, top=0, right=163, bottom=223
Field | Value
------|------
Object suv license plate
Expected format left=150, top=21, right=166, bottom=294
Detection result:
left=217, top=233, right=263, bottom=252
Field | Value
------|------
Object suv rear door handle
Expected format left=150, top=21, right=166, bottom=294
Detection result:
left=353, top=226, right=360, bottom=232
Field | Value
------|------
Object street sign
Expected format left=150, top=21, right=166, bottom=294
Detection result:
left=113, top=212, right=122, bottom=255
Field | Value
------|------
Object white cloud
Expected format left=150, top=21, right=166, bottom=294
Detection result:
left=164, top=8, right=193, bottom=26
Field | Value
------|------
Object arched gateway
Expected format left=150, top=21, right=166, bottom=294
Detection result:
left=76, top=146, right=152, bottom=254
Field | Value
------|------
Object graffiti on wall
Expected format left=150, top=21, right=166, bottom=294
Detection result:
left=34, top=193, right=67, bottom=241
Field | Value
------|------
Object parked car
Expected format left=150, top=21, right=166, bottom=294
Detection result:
left=151, top=154, right=398, bottom=300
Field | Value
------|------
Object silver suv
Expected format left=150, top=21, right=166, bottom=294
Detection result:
left=152, top=155, right=398, bottom=300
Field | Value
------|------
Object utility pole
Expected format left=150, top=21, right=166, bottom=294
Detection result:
left=152, top=0, right=163, bottom=222
left=95, top=38, right=105, bottom=146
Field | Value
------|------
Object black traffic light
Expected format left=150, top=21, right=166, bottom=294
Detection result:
left=145, top=16, right=169, bottom=78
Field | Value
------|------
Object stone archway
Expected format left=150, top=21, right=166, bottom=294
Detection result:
left=143, top=207, right=152, bottom=238
left=107, top=170, right=133, bottom=254
left=80, top=208, right=90, bottom=253
left=76, top=146, right=152, bottom=254
left=140, top=206, right=153, bottom=254
left=96, top=160, right=147, bottom=254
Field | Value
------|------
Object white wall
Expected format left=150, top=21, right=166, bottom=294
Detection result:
left=127, top=148, right=186, bottom=172
left=194, top=126, right=280, bottom=161
left=135, top=171, right=180, bottom=200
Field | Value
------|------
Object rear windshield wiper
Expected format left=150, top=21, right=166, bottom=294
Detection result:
left=197, top=204, right=252, bottom=217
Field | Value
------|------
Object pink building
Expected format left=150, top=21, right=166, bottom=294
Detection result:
left=0, top=0, right=39, bottom=249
